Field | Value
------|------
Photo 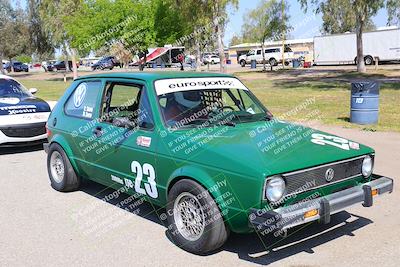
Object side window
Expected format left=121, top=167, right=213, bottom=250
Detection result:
left=65, top=80, right=102, bottom=119
left=256, top=50, right=262, bottom=55
left=284, top=46, right=292, bottom=52
left=101, top=82, right=154, bottom=130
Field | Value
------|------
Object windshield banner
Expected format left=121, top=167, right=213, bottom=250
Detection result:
left=154, top=77, right=248, bottom=95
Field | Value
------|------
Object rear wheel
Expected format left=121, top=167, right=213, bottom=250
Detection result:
left=269, top=58, right=277, bottom=66
left=240, top=60, right=246, bottom=67
left=47, top=143, right=80, bottom=192
left=365, top=56, right=374, bottom=65
left=167, top=179, right=229, bottom=254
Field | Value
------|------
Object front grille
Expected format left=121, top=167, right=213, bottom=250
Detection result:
left=283, top=156, right=366, bottom=196
left=0, top=122, right=46, bottom=138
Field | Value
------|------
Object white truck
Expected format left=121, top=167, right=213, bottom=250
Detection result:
left=314, top=28, right=400, bottom=65
left=239, top=46, right=294, bottom=67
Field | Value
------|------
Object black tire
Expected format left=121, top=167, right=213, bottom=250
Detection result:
left=269, top=58, right=277, bottom=66
left=47, top=143, right=81, bottom=192
left=365, top=56, right=374, bottom=65
left=240, top=60, right=246, bottom=67
left=167, top=179, right=229, bottom=254
left=110, top=67, right=114, bottom=70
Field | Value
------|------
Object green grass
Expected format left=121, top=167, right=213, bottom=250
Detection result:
left=23, top=79, right=72, bottom=101
left=238, top=74, right=400, bottom=132
left=19, top=72, right=400, bottom=132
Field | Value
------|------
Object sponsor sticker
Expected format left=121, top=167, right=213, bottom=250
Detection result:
left=0, top=98, right=20, bottom=105
left=136, top=136, right=152, bottom=148
left=154, top=77, right=248, bottom=95
left=82, top=106, right=93, bottom=118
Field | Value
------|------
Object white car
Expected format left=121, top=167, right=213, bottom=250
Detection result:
left=203, top=55, right=221, bottom=65
left=0, top=75, right=56, bottom=147
left=239, top=46, right=294, bottom=67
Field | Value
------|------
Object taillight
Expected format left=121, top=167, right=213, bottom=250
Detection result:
left=46, top=123, right=52, bottom=137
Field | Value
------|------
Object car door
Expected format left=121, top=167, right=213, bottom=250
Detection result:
left=61, top=79, right=105, bottom=183
left=255, top=49, right=263, bottom=63
left=87, top=80, right=161, bottom=203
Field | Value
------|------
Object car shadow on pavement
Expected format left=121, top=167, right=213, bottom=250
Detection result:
left=79, top=180, right=373, bottom=264
left=222, top=211, right=373, bottom=265
left=79, top=180, right=167, bottom=226
left=0, top=144, right=44, bottom=155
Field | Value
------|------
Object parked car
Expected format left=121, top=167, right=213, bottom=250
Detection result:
left=4, top=61, right=29, bottom=72
left=0, top=75, right=56, bottom=147
left=47, top=61, right=79, bottom=72
left=44, top=72, right=393, bottom=254
left=91, top=56, right=122, bottom=70
left=202, top=54, right=221, bottom=65
left=239, top=46, right=294, bottom=67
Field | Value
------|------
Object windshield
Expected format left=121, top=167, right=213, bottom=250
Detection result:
left=0, top=79, right=32, bottom=98
left=155, top=78, right=271, bottom=129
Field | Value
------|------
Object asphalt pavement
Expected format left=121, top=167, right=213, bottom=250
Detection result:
left=0, top=124, right=399, bottom=267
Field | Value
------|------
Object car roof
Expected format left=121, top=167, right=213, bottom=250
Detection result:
left=75, top=71, right=233, bottom=82
left=0, top=74, right=16, bottom=81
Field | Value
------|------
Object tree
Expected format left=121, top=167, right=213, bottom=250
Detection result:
left=65, top=0, right=156, bottom=71
left=387, top=0, right=400, bottom=25
left=40, top=0, right=83, bottom=79
left=210, top=0, right=238, bottom=73
left=27, top=0, right=54, bottom=61
left=299, top=0, right=398, bottom=73
left=320, top=0, right=375, bottom=34
left=0, top=1, right=30, bottom=73
left=242, top=0, right=290, bottom=71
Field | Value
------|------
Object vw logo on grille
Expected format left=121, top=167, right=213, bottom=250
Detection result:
left=325, top=168, right=335, bottom=182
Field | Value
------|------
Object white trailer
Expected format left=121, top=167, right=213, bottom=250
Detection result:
left=314, top=28, right=400, bottom=65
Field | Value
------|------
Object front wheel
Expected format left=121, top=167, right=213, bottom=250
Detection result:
left=47, top=143, right=81, bottom=192
left=167, top=179, right=229, bottom=254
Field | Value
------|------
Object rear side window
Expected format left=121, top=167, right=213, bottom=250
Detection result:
left=65, top=80, right=102, bottom=119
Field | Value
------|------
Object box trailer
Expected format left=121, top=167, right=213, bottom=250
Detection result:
left=314, top=28, right=400, bottom=65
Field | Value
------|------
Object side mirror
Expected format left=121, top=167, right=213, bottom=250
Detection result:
left=29, top=88, right=38, bottom=94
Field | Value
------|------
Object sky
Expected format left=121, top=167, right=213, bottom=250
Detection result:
left=223, top=0, right=391, bottom=45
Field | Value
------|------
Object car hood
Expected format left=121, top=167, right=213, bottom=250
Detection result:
left=173, top=120, right=373, bottom=178
left=0, top=96, right=51, bottom=116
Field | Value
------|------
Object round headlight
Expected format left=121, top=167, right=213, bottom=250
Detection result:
left=265, top=176, right=286, bottom=202
left=362, top=155, right=373, bottom=177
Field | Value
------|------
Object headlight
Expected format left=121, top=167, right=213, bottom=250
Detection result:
left=264, top=176, right=286, bottom=202
left=362, top=155, right=373, bottom=177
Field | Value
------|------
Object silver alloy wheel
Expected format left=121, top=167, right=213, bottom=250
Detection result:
left=50, top=151, right=65, bottom=183
left=173, top=192, right=206, bottom=241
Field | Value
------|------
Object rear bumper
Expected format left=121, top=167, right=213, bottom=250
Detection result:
left=249, top=175, right=393, bottom=233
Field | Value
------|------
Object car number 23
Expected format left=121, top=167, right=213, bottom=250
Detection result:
left=124, top=161, right=158, bottom=199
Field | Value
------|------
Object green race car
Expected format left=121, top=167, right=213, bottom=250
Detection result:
left=44, top=72, right=393, bottom=254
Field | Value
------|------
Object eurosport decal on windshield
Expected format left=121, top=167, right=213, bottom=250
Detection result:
left=154, top=77, right=248, bottom=95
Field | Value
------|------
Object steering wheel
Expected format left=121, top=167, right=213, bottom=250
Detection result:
left=220, top=106, right=235, bottom=112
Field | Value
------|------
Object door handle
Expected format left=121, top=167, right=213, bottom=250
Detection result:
left=93, top=126, right=103, bottom=137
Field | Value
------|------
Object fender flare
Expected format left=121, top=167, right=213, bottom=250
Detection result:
left=49, top=134, right=79, bottom=172
left=166, top=165, right=232, bottom=223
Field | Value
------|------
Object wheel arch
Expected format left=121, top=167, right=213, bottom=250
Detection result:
left=166, top=166, right=232, bottom=228
left=49, top=134, right=79, bottom=173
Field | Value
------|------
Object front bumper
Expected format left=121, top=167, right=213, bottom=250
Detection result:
left=249, top=176, right=393, bottom=233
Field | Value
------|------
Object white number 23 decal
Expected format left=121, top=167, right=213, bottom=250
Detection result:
left=131, top=161, right=158, bottom=199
